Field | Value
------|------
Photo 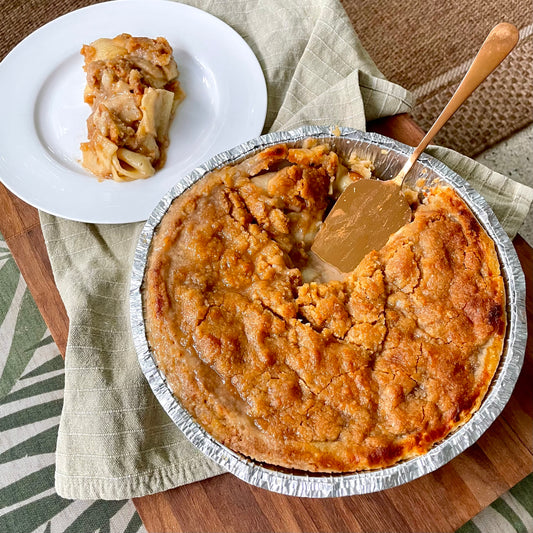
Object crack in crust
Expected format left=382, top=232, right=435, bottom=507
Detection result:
left=143, top=140, right=506, bottom=472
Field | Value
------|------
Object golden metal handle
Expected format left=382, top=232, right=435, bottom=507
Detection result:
left=394, top=22, right=519, bottom=184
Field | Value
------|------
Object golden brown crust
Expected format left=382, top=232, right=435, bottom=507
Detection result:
left=143, top=141, right=506, bottom=472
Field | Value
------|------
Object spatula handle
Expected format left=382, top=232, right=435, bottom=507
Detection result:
left=394, top=22, right=519, bottom=183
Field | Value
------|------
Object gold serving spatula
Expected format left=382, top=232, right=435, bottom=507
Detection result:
left=312, top=22, right=519, bottom=274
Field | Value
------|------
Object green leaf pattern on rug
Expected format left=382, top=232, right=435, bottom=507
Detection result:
left=0, top=233, right=145, bottom=533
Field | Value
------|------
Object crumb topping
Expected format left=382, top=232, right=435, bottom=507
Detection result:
left=143, top=140, right=505, bottom=472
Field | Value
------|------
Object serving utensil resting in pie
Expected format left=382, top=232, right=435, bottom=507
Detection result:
left=311, top=22, right=519, bottom=273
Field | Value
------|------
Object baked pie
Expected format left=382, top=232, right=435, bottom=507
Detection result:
left=143, top=139, right=505, bottom=472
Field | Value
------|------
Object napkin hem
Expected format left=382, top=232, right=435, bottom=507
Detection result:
left=55, top=457, right=225, bottom=500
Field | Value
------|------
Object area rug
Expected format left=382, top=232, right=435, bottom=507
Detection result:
left=340, top=0, right=533, bottom=156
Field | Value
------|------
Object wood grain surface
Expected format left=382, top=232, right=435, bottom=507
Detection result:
left=0, top=114, right=531, bottom=533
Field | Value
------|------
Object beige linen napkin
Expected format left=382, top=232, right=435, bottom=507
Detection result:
left=40, top=0, right=533, bottom=500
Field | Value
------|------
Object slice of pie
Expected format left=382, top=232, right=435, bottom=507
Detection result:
left=80, top=34, right=185, bottom=182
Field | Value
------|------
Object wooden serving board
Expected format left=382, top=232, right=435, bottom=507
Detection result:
left=0, top=114, right=531, bottom=533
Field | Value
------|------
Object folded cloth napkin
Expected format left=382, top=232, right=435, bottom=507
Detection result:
left=39, top=0, right=533, bottom=500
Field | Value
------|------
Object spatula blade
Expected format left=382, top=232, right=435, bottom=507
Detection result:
left=311, top=179, right=412, bottom=273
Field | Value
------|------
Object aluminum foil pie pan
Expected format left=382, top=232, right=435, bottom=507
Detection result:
left=130, top=125, right=527, bottom=498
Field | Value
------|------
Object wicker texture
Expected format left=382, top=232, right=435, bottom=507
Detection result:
left=340, top=0, right=533, bottom=156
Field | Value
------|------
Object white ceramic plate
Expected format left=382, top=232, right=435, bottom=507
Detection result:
left=0, top=0, right=267, bottom=223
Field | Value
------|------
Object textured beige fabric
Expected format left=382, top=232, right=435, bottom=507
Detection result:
left=340, top=0, right=533, bottom=157
left=39, top=0, right=532, bottom=500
